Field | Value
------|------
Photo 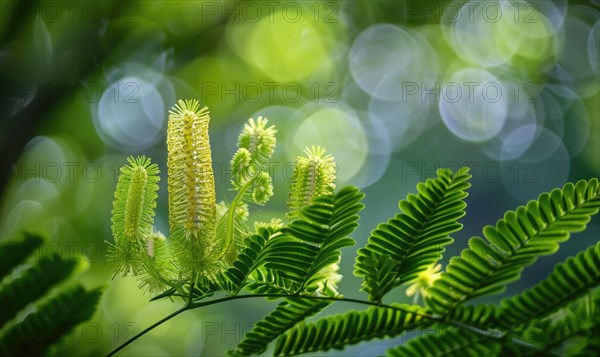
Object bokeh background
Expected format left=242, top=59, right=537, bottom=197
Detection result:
left=1, top=0, right=598, bottom=355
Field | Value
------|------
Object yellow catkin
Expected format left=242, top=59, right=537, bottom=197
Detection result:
left=167, top=99, right=217, bottom=271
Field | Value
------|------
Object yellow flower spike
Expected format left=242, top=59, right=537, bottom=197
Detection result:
left=167, top=99, right=217, bottom=272
left=287, top=146, right=337, bottom=218
left=109, top=155, right=160, bottom=275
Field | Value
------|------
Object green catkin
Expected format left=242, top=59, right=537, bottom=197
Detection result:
left=109, top=155, right=160, bottom=275
left=287, top=146, right=337, bottom=218
left=236, top=117, right=277, bottom=170
left=230, top=117, right=277, bottom=191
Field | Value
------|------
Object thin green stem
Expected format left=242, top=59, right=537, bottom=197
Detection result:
left=217, top=178, right=254, bottom=260
left=107, top=292, right=546, bottom=356
left=105, top=305, right=188, bottom=357
left=189, top=294, right=437, bottom=320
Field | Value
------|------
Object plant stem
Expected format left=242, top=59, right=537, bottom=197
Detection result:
left=189, top=294, right=437, bottom=320
left=217, top=178, right=254, bottom=260
left=107, top=293, right=546, bottom=356
left=105, top=305, right=188, bottom=357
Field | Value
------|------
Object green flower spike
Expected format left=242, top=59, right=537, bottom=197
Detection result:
left=109, top=155, right=160, bottom=275
left=287, top=146, right=337, bottom=218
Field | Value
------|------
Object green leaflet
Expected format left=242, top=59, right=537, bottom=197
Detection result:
left=224, top=228, right=272, bottom=293
left=247, top=267, right=301, bottom=296
left=385, top=327, right=500, bottom=357
left=0, top=233, right=43, bottom=279
left=497, top=241, right=600, bottom=330
left=0, top=254, right=80, bottom=326
left=0, top=234, right=102, bottom=356
left=266, top=186, right=364, bottom=293
left=354, top=167, right=471, bottom=302
left=274, top=304, right=429, bottom=356
left=503, top=289, right=600, bottom=355
left=426, top=178, right=600, bottom=314
left=0, top=285, right=102, bottom=356
left=443, top=304, right=498, bottom=329
left=230, top=298, right=331, bottom=356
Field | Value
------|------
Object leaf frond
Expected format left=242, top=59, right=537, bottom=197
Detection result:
left=274, top=304, right=429, bottom=356
left=354, top=167, right=471, bottom=301
left=426, top=179, right=600, bottom=314
left=230, top=298, right=331, bottom=356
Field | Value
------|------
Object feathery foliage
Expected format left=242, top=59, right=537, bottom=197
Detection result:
left=0, top=233, right=102, bottom=357
left=355, top=167, right=471, bottom=302
left=426, top=178, right=600, bottom=314
left=497, top=240, right=600, bottom=330
left=265, top=186, right=363, bottom=294
left=0, top=285, right=102, bottom=356
left=224, top=228, right=273, bottom=294
left=385, top=327, right=499, bottom=357
left=231, top=298, right=331, bottom=356
left=105, top=99, right=600, bottom=357
left=274, top=304, right=429, bottom=356
left=0, top=254, right=80, bottom=326
left=0, top=233, right=43, bottom=278
left=517, top=289, right=600, bottom=355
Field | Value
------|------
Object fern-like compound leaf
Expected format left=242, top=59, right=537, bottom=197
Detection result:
left=385, top=327, right=500, bottom=357
left=426, top=178, right=600, bottom=315
left=444, top=304, right=498, bottom=329
left=0, top=253, right=81, bottom=326
left=497, top=240, right=600, bottom=330
left=274, top=304, right=429, bottom=356
left=230, top=298, right=331, bottom=356
left=354, top=167, right=471, bottom=302
left=110, top=155, right=160, bottom=275
left=266, top=186, right=364, bottom=293
left=501, top=289, right=600, bottom=355
left=0, top=284, right=102, bottom=356
left=167, top=99, right=217, bottom=272
left=248, top=267, right=300, bottom=296
left=224, top=228, right=272, bottom=293
left=0, top=232, right=43, bottom=279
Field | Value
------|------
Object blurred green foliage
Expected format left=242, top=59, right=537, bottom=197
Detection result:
left=0, top=0, right=598, bottom=355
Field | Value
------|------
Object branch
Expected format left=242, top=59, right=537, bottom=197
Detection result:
left=105, top=305, right=188, bottom=357
left=106, top=293, right=546, bottom=356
